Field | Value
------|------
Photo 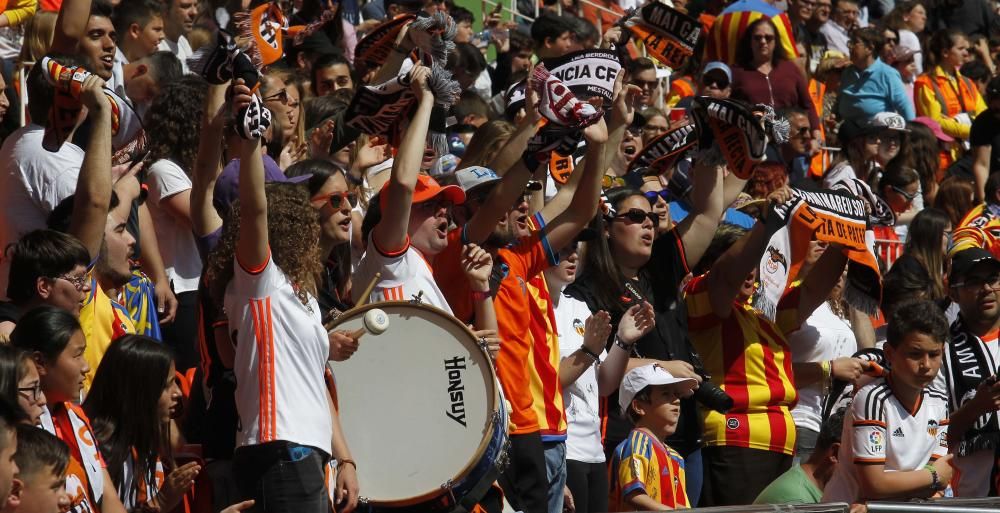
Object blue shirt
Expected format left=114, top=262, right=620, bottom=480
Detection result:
left=837, top=59, right=915, bottom=122
left=669, top=201, right=756, bottom=229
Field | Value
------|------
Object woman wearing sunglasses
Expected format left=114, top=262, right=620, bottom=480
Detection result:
left=284, top=159, right=358, bottom=316
left=878, top=166, right=922, bottom=241
left=731, top=19, right=822, bottom=154
left=567, top=161, right=746, bottom=505
left=0, top=345, right=46, bottom=425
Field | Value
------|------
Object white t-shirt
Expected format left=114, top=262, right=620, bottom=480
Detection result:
left=158, top=35, right=192, bottom=73
left=353, top=233, right=452, bottom=313
left=789, top=302, right=858, bottom=433
left=555, top=292, right=605, bottom=463
left=146, top=159, right=202, bottom=294
left=225, top=253, right=333, bottom=452
left=822, top=377, right=950, bottom=503
left=0, top=125, right=85, bottom=299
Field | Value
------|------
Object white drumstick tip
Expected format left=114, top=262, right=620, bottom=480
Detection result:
left=363, top=308, right=389, bottom=335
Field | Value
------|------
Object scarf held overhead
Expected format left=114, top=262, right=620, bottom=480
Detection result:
left=623, top=3, right=702, bottom=69
left=691, top=96, right=787, bottom=180
left=627, top=123, right=696, bottom=175
left=40, top=57, right=144, bottom=160
left=754, top=187, right=881, bottom=320
left=344, top=67, right=460, bottom=146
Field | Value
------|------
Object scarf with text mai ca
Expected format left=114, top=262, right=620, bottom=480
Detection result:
left=753, top=187, right=881, bottom=320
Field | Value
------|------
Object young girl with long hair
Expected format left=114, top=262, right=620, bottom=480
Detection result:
left=0, top=345, right=46, bottom=425
left=892, top=208, right=952, bottom=301
left=10, top=306, right=128, bottom=513
left=83, top=335, right=192, bottom=512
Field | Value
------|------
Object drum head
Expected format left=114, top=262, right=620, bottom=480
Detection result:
left=328, top=303, right=499, bottom=505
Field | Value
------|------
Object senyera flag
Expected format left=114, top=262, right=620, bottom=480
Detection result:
left=623, top=3, right=702, bottom=69
left=703, top=0, right=798, bottom=65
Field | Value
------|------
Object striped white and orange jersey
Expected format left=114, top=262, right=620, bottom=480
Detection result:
left=226, top=250, right=333, bottom=452
left=822, top=376, right=949, bottom=503
left=353, top=233, right=453, bottom=314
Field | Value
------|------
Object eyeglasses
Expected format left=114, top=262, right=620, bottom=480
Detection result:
left=643, top=190, right=672, bottom=203
left=17, top=382, right=41, bottom=402
left=313, top=191, right=358, bottom=209
left=953, top=274, right=1000, bottom=290
left=890, top=185, right=918, bottom=202
left=54, top=273, right=88, bottom=291
left=631, top=79, right=658, bottom=90
left=614, top=209, right=659, bottom=225
left=263, top=89, right=301, bottom=109
left=753, top=34, right=776, bottom=43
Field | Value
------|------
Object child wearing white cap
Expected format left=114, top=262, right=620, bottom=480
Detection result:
left=609, top=364, right=698, bottom=511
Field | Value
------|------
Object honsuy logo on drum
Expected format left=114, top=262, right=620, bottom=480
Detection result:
left=444, top=356, right=467, bottom=427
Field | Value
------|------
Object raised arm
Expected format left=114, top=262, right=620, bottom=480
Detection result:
left=372, top=65, right=433, bottom=253
left=49, top=0, right=90, bottom=54
left=191, top=83, right=228, bottom=238
left=704, top=220, right=769, bottom=319
left=675, top=162, right=744, bottom=268
left=796, top=243, right=849, bottom=326
left=544, top=77, right=639, bottom=253
left=69, top=75, right=112, bottom=260
left=465, top=88, right=542, bottom=244
left=233, top=82, right=270, bottom=269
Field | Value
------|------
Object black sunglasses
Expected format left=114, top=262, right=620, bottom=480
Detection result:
left=703, top=78, right=730, bottom=89
left=614, top=209, right=659, bottom=224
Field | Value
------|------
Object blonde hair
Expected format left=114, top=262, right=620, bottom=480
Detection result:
left=458, top=120, right=516, bottom=170
left=19, top=11, right=58, bottom=65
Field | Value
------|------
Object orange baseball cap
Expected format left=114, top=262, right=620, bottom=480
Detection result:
left=380, top=173, right=466, bottom=206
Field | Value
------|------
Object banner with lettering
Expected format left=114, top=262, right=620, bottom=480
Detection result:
left=754, top=187, right=880, bottom=320
left=541, top=49, right=622, bottom=105
left=623, top=3, right=702, bottom=69
left=627, top=123, right=697, bottom=175
left=353, top=14, right=417, bottom=76
left=344, top=73, right=415, bottom=145
left=691, top=96, right=770, bottom=180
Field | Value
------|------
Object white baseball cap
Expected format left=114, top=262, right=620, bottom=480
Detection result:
left=619, top=364, right=698, bottom=413
left=455, top=166, right=501, bottom=195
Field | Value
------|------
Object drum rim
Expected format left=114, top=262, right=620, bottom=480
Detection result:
left=329, top=300, right=506, bottom=506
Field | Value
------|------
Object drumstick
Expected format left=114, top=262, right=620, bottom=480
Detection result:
left=355, top=272, right=382, bottom=308
left=324, top=273, right=383, bottom=331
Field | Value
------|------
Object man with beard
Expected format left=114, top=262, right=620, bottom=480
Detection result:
left=44, top=71, right=140, bottom=390
left=933, top=247, right=1000, bottom=497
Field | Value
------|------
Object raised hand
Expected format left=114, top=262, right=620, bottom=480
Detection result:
left=408, top=65, right=432, bottom=102
left=618, top=302, right=655, bottom=345
left=79, top=74, right=107, bottom=112
left=582, top=311, right=612, bottom=356
left=462, top=243, right=493, bottom=293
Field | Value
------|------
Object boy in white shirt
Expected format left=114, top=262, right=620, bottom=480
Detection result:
left=823, top=300, right=954, bottom=505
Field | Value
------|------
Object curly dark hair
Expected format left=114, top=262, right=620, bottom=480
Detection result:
left=204, top=183, right=322, bottom=309
left=144, top=75, right=208, bottom=174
